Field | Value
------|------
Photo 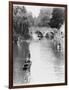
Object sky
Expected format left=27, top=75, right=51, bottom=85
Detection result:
left=13, top=4, right=64, bottom=17
left=25, top=5, right=42, bottom=17
left=13, top=4, right=53, bottom=17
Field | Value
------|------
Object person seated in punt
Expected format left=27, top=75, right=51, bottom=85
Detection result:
left=23, top=57, right=32, bottom=71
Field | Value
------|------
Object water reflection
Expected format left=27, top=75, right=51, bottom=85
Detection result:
left=29, top=38, right=64, bottom=84
left=13, top=40, right=31, bottom=85
left=13, top=36, right=64, bottom=85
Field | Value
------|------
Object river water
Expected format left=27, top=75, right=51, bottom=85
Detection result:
left=29, top=38, right=65, bottom=84
left=13, top=37, right=65, bottom=85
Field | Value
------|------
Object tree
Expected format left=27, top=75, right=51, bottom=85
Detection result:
left=36, top=8, right=52, bottom=27
left=49, top=8, right=65, bottom=29
left=27, top=12, right=34, bottom=27
left=13, top=6, right=20, bottom=16
left=21, top=6, right=27, bottom=13
left=13, top=6, right=30, bottom=40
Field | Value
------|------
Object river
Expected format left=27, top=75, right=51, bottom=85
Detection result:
left=13, top=37, right=65, bottom=86
left=29, top=38, right=64, bottom=84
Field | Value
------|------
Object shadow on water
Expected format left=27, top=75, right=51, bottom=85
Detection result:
left=50, top=41, right=65, bottom=82
left=13, top=41, right=31, bottom=85
left=51, top=40, right=64, bottom=64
